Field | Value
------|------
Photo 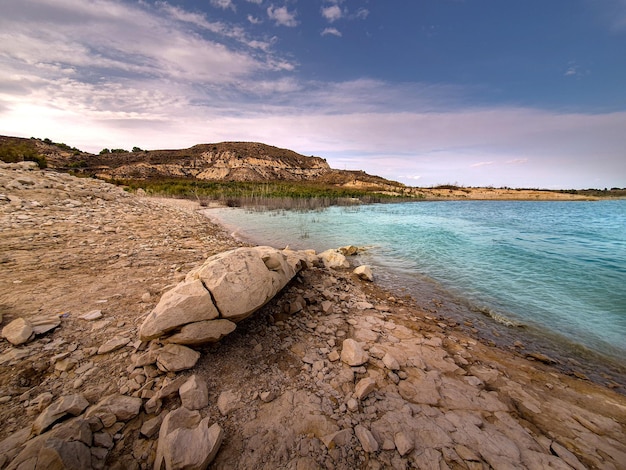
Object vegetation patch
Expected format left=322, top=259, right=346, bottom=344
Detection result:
left=110, top=177, right=410, bottom=209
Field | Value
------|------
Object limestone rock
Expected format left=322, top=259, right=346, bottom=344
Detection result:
left=2, top=318, right=34, bottom=345
left=339, top=245, right=360, bottom=256
left=354, top=377, right=377, bottom=400
left=340, top=339, right=369, bottom=366
left=30, top=315, right=61, bottom=335
left=217, top=390, right=241, bottom=416
left=87, top=394, right=142, bottom=422
left=394, top=431, right=414, bottom=456
left=355, top=425, right=378, bottom=453
left=139, top=279, right=219, bottom=341
left=79, top=310, right=102, bottom=321
left=180, top=375, right=209, bottom=410
left=318, top=249, right=350, bottom=269
left=97, top=336, right=130, bottom=354
left=321, top=429, right=353, bottom=449
left=353, top=265, right=374, bottom=282
left=382, top=352, right=400, bottom=371
left=186, top=246, right=298, bottom=322
left=166, top=319, right=236, bottom=345
left=32, top=394, right=89, bottom=435
left=156, top=344, right=201, bottom=372
left=141, top=413, right=164, bottom=438
left=154, top=407, right=223, bottom=470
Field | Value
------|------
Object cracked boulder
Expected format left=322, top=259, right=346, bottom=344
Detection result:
left=139, top=246, right=306, bottom=344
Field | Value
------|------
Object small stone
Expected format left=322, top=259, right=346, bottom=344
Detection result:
left=179, top=375, right=209, bottom=411
left=79, top=310, right=103, bottom=321
left=328, top=350, right=340, bottom=362
left=141, top=292, right=151, bottom=302
left=340, top=339, right=369, bottom=366
left=347, top=398, right=359, bottom=412
left=217, top=390, right=241, bottom=416
left=260, top=391, right=277, bottom=403
left=394, top=431, right=414, bottom=456
left=354, top=377, right=377, bottom=400
left=2, top=318, right=34, bottom=345
left=382, top=352, right=400, bottom=371
left=353, top=265, right=374, bottom=282
left=141, top=413, right=164, bottom=438
left=156, top=344, right=200, bottom=372
left=97, top=337, right=130, bottom=355
left=355, top=425, right=378, bottom=453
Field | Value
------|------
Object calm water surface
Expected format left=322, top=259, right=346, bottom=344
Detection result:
left=207, top=200, right=626, bottom=378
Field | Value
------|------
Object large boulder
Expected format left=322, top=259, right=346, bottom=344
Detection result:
left=139, top=246, right=306, bottom=345
left=186, top=246, right=299, bottom=322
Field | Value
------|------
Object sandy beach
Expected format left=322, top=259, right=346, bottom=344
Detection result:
left=1, top=162, right=625, bottom=469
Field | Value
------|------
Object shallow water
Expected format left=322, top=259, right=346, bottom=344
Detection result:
left=206, top=200, right=626, bottom=384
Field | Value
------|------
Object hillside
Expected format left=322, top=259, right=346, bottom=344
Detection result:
left=0, top=135, right=619, bottom=201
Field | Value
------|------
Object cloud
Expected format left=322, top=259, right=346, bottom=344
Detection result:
left=355, top=8, right=369, bottom=20
left=210, top=0, right=236, bottom=11
left=267, top=5, right=298, bottom=27
left=0, top=1, right=624, bottom=189
left=321, top=27, right=342, bottom=37
left=248, top=15, right=262, bottom=24
left=247, top=0, right=263, bottom=4
left=321, top=5, right=343, bottom=22
left=470, top=161, right=494, bottom=168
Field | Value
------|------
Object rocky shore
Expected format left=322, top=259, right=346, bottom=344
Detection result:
left=1, top=162, right=625, bottom=469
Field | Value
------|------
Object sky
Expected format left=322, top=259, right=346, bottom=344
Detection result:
left=1, top=0, right=625, bottom=188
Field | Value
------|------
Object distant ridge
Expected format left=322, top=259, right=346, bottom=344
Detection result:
left=0, top=136, right=405, bottom=191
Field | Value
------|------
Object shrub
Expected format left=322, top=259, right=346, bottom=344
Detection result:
left=0, top=142, right=47, bottom=168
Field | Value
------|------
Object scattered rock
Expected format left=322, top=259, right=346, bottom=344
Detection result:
left=355, top=425, right=378, bottom=453
left=79, top=310, right=103, bottom=321
left=354, top=377, right=377, bottom=400
left=32, top=394, right=89, bottom=435
left=394, top=431, right=414, bottom=456
left=353, top=265, right=374, bottom=282
left=340, top=339, right=369, bottom=366
left=2, top=318, right=34, bottom=345
left=217, top=390, right=241, bottom=416
left=154, top=407, right=223, bottom=470
left=156, top=344, right=201, bottom=372
left=318, top=249, right=350, bottom=269
left=179, top=375, right=209, bottom=410
left=97, top=336, right=130, bottom=355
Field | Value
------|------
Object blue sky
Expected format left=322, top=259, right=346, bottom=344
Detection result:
left=1, top=0, right=625, bottom=188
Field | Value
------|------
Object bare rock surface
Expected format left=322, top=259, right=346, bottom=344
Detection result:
left=1, top=162, right=626, bottom=470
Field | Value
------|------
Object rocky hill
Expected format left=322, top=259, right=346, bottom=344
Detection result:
left=0, top=136, right=403, bottom=191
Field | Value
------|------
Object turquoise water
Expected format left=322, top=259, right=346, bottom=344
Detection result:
left=207, top=200, right=626, bottom=366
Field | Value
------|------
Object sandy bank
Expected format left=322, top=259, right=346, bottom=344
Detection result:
left=1, top=163, right=625, bottom=469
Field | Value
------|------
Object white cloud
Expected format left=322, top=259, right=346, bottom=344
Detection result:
left=321, top=5, right=343, bottom=22
left=247, top=0, right=263, bottom=4
left=248, top=14, right=262, bottom=24
left=211, top=0, right=236, bottom=11
left=355, top=8, right=369, bottom=20
left=470, top=161, right=494, bottom=168
left=321, top=27, right=342, bottom=37
left=267, top=5, right=298, bottom=27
